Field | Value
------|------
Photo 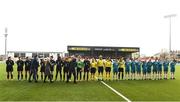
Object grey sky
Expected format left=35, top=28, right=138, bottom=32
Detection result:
left=0, top=0, right=179, bottom=56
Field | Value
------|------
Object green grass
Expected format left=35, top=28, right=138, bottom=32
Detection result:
left=0, top=62, right=180, bottom=101
left=106, top=78, right=180, bottom=101
left=0, top=63, right=123, bottom=101
left=0, top=81, right=124, bottom=101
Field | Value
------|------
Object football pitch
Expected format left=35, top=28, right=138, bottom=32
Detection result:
left=0, top=63, right=180, bottom=101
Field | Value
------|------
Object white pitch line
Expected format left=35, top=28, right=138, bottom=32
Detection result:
left=100, top=81, right=131, bottom=102
left=94, top=76, right=131, bottom=102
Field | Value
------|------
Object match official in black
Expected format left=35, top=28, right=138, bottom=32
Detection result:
left=40, top=59, right=45, bottom=80
left=6, top=57, right=14, bottom=80
left=55, top=56, right=63, bottom=81
left=83, top=57, right=90, bottom=81
left=50, top=56, right=56, bottom=80
left=16, top=57, right=24, bottom=80
left=67, top=57, right=77, bottom=84
left=63, top=57, right=70, bottom=81
left=24, top=57, right=31, bottom=80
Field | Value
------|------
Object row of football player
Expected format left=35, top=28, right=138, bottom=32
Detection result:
left=5, top=55, right=176, bottom=82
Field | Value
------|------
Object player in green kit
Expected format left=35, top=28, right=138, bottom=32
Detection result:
left=76, top=56, right=84, bottom=81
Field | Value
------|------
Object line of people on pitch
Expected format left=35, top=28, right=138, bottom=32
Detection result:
left=5, top=55, right=116, bottom=83
left=6, top=55, right=41, bottom=82
left=116, top=57, right=176, bottom=80
left=74, top=55, right=177, bottom=81
left=5, top=55, right=177, bottom=83
left=6, top=55, right=78, bottom=83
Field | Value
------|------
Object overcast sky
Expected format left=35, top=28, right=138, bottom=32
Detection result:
left=0, top=0, right=179, bottom=56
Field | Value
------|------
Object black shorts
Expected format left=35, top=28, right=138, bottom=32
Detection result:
left=143, top=71, right=146, bottom=75
left=105, top=67, right=111, bottom=72
left=84, top=68, right=89, bottom=72
left=40, top=67, right=45, bottom=72
left=25, top=67, right=30, bottom=71
left=98, top=67, right=104, bottom=73
left=91, top=68, right=96, bottom=74
left=50, top=67, right=54, bottom=71
left=6, top=67, right=13, bottom=72
left=63, top=67, right=69, bottom=73
left=69, top=69, right=76, bottom=73
left=118, top=68, right=124, bottom=72
left=17, top=67, right=23, bottom=71
left=77, top=67, right=82, bottom=73
left=56, top=67, right=62, bottom=72
left=153, top=69, right=157, bottom=73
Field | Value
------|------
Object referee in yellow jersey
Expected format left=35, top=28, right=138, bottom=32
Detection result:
left=105, top=57, right=112, bottom=80
left=90, top=58, right=97, bottom=80
left=97, top=55, right=104, bottom=80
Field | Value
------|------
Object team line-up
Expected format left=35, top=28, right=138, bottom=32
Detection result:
left=5, top=55, right=177, bottom=83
